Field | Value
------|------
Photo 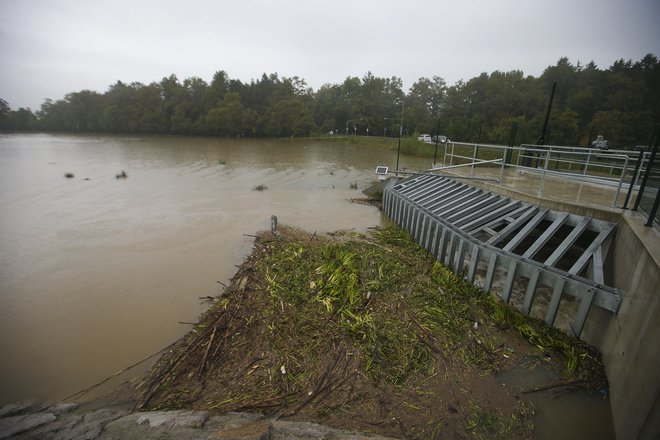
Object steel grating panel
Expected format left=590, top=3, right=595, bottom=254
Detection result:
left=382, top=174, right=621, bottom=339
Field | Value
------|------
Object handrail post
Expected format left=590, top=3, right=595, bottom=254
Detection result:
left=583, top=150, right=592, bottom=175
left=538, top=148, right=551, bottom=196
left=633, top=133, right=660, bottom=211
left=499, top=148, right=506, bottom=183
left=622, top=149, right=645, bottom=209
left=645, top=187, right=660, bottom=227
left=612, top=155, right=629, bottom=207
left=470, top=144, right=478, bottom=176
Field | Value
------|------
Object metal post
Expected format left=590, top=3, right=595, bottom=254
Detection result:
left=644, top=186, right=660, bottom=227
left=583, top=150, right=592, bottom=175
left=271, top=215, right=278, bottom=235
left=612, top=155, right=629, bottom=207
left=506, top=121, right=517, bottom=164
left=470, top=144, right=478, bottom=176
left=538, top=81, right=557, bottom=146
left=499, top=150, right=506, bottom=183
left=633, top=128, right=660, bottom=211
left=643, top=132, right=660, bottom=226
left=622, top=149, right=645, bottom=209
left=538, top=149, right=551, bottom=196
left=395, top=102, right=403, bottom=175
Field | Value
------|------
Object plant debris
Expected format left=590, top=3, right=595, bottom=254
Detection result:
left=136, top=224, right=606, bottom=439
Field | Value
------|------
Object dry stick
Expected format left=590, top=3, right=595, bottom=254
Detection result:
left=407, top=311, right=449, bottom=363
left=61, top=339, right=178, bottom=403
left=230, top=356, right=265, bottom=380
left=211, top=288, right=247, bottom=359
left=139, top=312, right=224, bottom=407
left=314, top=371, right=357, bottom=404
left=198, top=326, right=217, bottom=377
left=138, top=337, right=206, bottom=409
left=233, top=391, right=299, bottom=413
left=139, top=279, right=247, bottom=408
left=211, top=322, right=231, bottom=359
left=521, top=379, right=589, bottom=394
left=284, top=347, right=346, bottom=417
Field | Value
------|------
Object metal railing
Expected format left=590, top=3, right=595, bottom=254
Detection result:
left=632, top=135, right=660, bottom=226
left=431, top=142, right=649, bottom=209
left=383, top=177, right=621, bottom=338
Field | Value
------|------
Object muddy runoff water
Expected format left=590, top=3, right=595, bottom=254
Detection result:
left=0, top=134, right=614, bottom=438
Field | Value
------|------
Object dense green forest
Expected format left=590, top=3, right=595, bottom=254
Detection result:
left=1, top=54, right=659, bottom=148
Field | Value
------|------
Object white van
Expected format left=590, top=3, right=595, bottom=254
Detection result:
left=417, top=134, right=432, bottom=143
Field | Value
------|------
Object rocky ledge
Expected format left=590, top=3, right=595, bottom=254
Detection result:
left=0, top=401, right=395, bottom=440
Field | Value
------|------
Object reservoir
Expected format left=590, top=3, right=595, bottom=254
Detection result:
left=0, top=133, right=425, bottom=404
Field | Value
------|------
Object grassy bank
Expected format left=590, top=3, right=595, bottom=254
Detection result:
left=313, top=135, right=440, bottom=160
left=137, top=224, right=606, bottom=439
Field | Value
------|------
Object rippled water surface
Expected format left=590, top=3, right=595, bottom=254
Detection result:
left=0, top=134, right=429, bottom=404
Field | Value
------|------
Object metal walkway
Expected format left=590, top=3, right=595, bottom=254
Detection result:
left=383, top=174, right=621, bottom=338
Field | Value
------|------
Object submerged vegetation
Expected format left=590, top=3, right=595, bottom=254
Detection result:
left=138, top=224, right=605, bottom=439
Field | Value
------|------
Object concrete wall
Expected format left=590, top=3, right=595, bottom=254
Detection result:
left=582, top=211, right=660, bottom=440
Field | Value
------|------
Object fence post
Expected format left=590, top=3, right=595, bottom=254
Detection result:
left=622, top=149, right=645, bottom=209
left=642, top=133, right=660, bottom=226
left=538, top=148, right=551, bottom=196
left=633, top=129, right=660, bottom=211
left=645, top=187, right=660, bottom=227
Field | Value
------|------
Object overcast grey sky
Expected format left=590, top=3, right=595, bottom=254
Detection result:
left=1, top=0, right=659, bottom=110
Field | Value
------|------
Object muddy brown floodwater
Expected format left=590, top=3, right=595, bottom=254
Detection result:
left=0, top=134, right=430, bottom=405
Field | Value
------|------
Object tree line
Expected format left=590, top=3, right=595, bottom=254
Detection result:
left=1, top=54, right=659, bottom=148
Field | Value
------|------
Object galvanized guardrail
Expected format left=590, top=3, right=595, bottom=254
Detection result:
left=433, top=142, right=649, bottom=208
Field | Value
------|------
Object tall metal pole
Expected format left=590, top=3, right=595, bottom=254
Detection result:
left=433, top=117, right=440, bottom=165
left=396, top=101, right=404, bottom=175
left=538, top=81, right=557, bottom=146
left=506, top=120, right=517, bottom=164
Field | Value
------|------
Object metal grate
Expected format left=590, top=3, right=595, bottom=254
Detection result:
left=383, top=174, right=621, bottom=338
